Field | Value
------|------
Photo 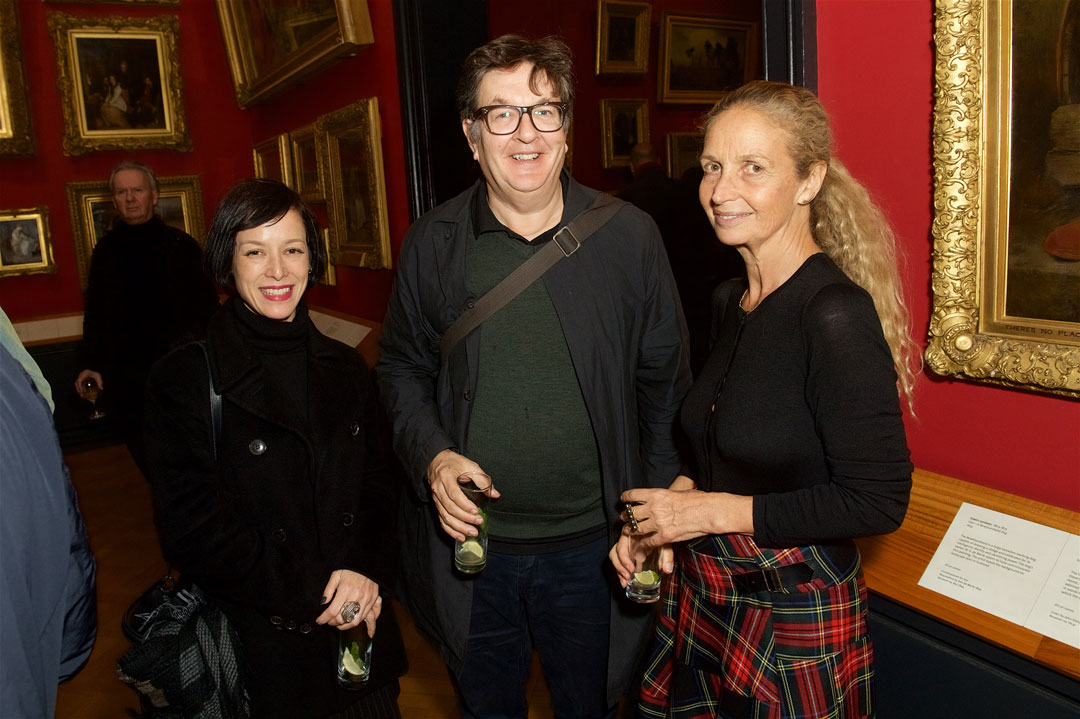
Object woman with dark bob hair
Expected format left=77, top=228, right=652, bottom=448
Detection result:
left=144, top=178, right=406, bottom=718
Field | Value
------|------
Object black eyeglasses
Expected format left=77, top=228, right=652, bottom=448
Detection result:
left=473, top=102, right=569, bottom=135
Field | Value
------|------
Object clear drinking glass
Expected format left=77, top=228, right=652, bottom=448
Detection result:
left=625, top=550, right=662, bottom=603
left=337, top=624, right=373, bottom=689
left=82, top=379, right=105, bottom=420
left=454, top=471, right=492, bottom=574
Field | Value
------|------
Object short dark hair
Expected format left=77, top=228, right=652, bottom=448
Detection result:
left=203, top=178, right=324, bottom=293
left=457, top=34, right=575, bottom=138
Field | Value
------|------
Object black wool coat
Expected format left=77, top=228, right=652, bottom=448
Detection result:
left=144, top=299, right=405, bottom=718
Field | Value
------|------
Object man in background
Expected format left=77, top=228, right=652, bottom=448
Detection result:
left=75, top=160, right=219, bottom=474
left=1, top=343, right=96, bottom=717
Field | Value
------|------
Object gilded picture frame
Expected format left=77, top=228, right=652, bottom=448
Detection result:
left=0, top=207, right=56, bottom=278
left=926, top=0, right=1080, bottom=397
left=47, top=13, right=191, bottom=156
left=600, top=98, right=648, bottom=169
left=0, top=0, right=35, bottom=156
left=666, top=131, right=704, bottom=180
left=319, top=228, right=336, bottom=286
left=291, top=123, right=324, bottom=202
left=596, top=0, right=650, bottom=75
left=253, top=133, right=294, bottom=188
left=44, top=0, right=179, bottom=5
left=215, top=0, right=374, bottom=108
left=66, top=174, right=205, bottom=290
left=658, top=13, right=758, bottom=104
left=316, top=97, right=391, bottom=270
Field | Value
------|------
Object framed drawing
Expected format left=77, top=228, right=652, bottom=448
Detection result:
left=596, top=0, right=650, bottom=75
left=67, top=174, right=205, bottom=290
left=291, top=123, right=324, bottom=202
left=926, top=0, right=1080, bottom=397
left=47, top=13, right=191, bottom=156
left=253, top=133, right=294, bottom=187
left=0, top=208, right=56, bottom=278
left=600, top=98, right=648, bottom=168
left=658, top=13, right=759, bottom=104
left=316, top=97, right=391, bottom=269
left=666, top=131, right=704, bottom=180
left=0, top=0, right=35, bottom=156
left=215, top=0, right=374, bottom=108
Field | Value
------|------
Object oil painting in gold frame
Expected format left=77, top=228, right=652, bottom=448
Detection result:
left=600, top=98, right=648, bottom=169
left=253, top=133, right=294, bottom=188
left=0, top=207, right=56, bottom=278
left=47, top=12, right=191, bottom=156
left=67, top=175, right=204, bottom=290
left=926, top=0, right=1080, bottom=397
left=657, top=13, right=758, bottom=104
left=316, top=97, right=391, bottom=270
left=215, top=0, right=374, bottom=108
left=596, top=0, right=650, bottom=75
left=291, top=123, right=324, bottom=202
left=666, top=131, right=704, bottom=180
left=0, top=0, right=35, bottom=156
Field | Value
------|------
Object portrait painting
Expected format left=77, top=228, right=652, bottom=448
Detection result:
left=316, top=97, right=391, bottom=269
left=658, top=13, right=759, bottom=104
left=48, top=13, right=190, bottom=155
left=596, top=1, right=650, bottom=75
left=601, top=98, right=649, bottom=168
left=0, top=0, right=34, bottom=156
left=926, top=0, right=1080, bottom=397
left=0, top=208, right=57, bottom=278
left=67, top=175, right=204, bottom=289
left=215, top=0, right=374, bottom=107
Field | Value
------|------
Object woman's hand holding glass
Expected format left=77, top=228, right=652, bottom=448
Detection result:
left=316, top=569, right=382, bottom=637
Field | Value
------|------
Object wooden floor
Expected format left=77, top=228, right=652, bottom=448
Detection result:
left=56, top=443, right=555, bottom=718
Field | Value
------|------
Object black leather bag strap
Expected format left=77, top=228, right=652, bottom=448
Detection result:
left=196, top=341, right=221, bottom=460
left=439, top=192, right=624, bottom=362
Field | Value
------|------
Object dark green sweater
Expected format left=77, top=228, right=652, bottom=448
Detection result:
left=462, top=194, right=605, bottom=543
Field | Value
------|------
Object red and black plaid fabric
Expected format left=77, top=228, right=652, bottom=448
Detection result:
left=639, top=535, right=875, bottom=719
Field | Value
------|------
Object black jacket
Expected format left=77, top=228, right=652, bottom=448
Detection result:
left=377, top=173, right=692, bottom=704
left=144, top=298, right=405, bottom=717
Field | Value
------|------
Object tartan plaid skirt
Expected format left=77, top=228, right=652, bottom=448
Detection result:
left=638, top=535, right=875, bottom=719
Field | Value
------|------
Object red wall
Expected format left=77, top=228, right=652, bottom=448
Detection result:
left=0, top=0, right=406, bottom=323
left=815, top=0, right=1079, bottom=511
left=488, top=0, right=760, bottom=192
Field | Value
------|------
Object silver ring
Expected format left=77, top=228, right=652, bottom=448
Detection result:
left=340, top=601, right=362, bottom=624
left=626, top=504, right=640, bottom=533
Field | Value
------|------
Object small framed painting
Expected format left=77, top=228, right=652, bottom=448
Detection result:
left=0, top=208, right=57, bottom=278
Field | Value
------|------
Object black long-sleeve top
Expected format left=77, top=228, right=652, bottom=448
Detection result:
left=681, top=253, right=912, bottom=549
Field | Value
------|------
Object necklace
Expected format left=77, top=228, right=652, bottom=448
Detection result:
left=738, top=289, right=754, bottom=313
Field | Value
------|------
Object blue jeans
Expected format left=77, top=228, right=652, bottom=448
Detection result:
left=454, top=535, right=617, bottom=719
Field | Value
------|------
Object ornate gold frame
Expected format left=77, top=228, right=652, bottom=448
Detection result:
left=926, top=0, right=1080, bottom=397
left=215, top=0, right=374, bottom=108
left=67, top=174, right=204, bottom=290
left=253, top=133, right=294, bottom=188
left=596, top=0, right=651, bottom=75
left=316, top=97, right=391, bottom=270
left=0, top=207, right=55, bottom=278
left=657, top=13, right=758, bottom=104
left=665, top=131, right=703, bottom=180
left=291, top=123, right=324, bottom=202
left=47, top=13, right=191, bottom=156
left=600, top=98, right=649, bottom=168
left=0, top=0, right=35, bottom=156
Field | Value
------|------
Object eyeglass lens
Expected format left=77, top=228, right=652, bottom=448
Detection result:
left=483, top=104, right=564, bottom=134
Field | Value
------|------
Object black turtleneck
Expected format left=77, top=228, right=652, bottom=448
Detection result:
left=229, top=296, right=308, bottom=417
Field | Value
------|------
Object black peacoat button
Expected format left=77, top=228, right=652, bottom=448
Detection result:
left=285, top=619, right=297, bottom=631
left=342, top=512, right=354, bottom=527
left=464, top=389, right=473, bottom=401
left=248, top=439, right=268, bottom=455
left=349, top=422, right=360, bottom=436
left=272, top=528, right=287, bottom=543
left=270, top=615, right=283, bottom=626
left=299, top=623, right=312, bottom=635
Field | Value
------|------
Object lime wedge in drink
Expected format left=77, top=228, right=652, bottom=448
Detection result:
left=342, top=642, right=368, bottom=676
left=633, top=570, right=660, bottom=587
left=459, top=539, right=485, bottom=561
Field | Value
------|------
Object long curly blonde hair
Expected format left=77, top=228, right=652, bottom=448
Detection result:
left=703, top=81, right=919, bottom=412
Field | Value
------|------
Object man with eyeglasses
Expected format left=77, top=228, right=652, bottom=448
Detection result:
left=378, top=35, right=690, bottom=718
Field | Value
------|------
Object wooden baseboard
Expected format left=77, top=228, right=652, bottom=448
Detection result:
left=857, top=468, right=1079, bottom=680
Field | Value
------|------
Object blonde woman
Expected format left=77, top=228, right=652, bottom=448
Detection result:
left=611, top=81, right=917, bottom=719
